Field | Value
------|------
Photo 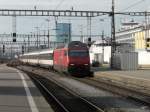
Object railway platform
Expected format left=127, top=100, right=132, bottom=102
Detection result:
left=0, top=64, right=53, bottom=112
left=94, top=67, right=150, bottom=95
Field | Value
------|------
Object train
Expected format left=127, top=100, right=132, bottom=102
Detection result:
left=19, top=41, right=92, bottom=76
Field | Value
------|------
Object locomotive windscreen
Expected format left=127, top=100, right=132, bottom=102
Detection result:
left=69, top=50, right=89, bottom=57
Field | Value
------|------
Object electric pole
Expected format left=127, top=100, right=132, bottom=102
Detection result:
left=87, top=17, right=92, bottom=46
left=12, top=16, right=17, bottom=42
left=28, top=34, right=30, bottom=52
left=80, top=25, right=84, bottom=43
left=102, top=30, right=104, bottom=65
left=43, top=30, right=46, bottom=45
left=68, top=23, right=71, bottom=43
left=111, top=0, right=116, bottom=68
left=47, top=29, right=50, bottom=48
left=46, top=18, right=50, bottom=48
left=35, top=27, right=39, bottom=49
left=145, top=11, right=150, bottom=47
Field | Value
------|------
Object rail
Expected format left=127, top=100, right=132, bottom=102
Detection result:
left=74, top=77, right=150, bottom=106
left=26, top=71, right=104, bottom=112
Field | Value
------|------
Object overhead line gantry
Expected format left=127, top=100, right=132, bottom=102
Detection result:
left=0, top=9, right=149, bottom=17
left=0, top=9, right=109, bottom=17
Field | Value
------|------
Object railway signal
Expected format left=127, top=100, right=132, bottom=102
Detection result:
left=2, top=45, right=5, bottom=54
left=87, top=38, right=92, bottom=47
left=13, top=38, right=16, bottom=42
left=11, top=33, right=17, bottom=42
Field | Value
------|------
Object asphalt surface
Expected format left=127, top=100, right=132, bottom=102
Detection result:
left=0, top=64, right=53, bottom=112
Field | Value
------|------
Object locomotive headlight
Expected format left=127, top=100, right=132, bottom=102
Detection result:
left=70, top=64, right=75, bottom=66
left=84, top=64, right=89, bottom=66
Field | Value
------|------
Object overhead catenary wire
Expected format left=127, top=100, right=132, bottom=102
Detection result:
left=32, top=0, right=66, bottom=30
left=55, top=0, right=66, bottom=10
left=120, top=0, right=146, bottom=11
left=118, top=0, right=147, bottom=29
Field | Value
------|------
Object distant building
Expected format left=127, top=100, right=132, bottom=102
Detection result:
left=116, top=22, right=150, bottom=67
left=56, top=23, right=71, bottom=43
left=89, top=40, right=111, bottom=65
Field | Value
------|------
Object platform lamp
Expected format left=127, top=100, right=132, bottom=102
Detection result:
left=12, top=33, right=17, bottom=42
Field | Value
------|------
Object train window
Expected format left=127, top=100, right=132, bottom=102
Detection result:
left=39, top=54, right=42, bottom=59
left=69, top=50, right=89, bottom=57
left=39, top=53, right=52, bottom=60
left=40, top=54, right=46, bottom=59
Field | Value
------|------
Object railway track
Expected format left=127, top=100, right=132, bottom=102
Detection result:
left=73, top=77, right=150, bottom=107
left=17, top=65, right=150, bottom=111
left=26, top=71, right=104, bottom=112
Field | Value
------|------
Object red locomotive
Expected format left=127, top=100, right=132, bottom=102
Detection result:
left=20, top=41, right=92, bottom=76
left=53, top=41, right=91, bottom=75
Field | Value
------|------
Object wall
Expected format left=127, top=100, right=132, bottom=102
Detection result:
left=134, top=31, right=146, bottom=50
left=89, top=45, right=111, bottom=64
left=138, top=51, right=150, bottom=66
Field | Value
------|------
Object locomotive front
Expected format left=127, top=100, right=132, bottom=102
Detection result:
left=67, top=41, right=90, bottom=75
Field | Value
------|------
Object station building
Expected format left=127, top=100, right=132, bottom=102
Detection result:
left=116, top=22, right=150, bottom=67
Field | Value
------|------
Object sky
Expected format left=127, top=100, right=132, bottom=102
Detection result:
left=0, top=0, right=149, bottom=11
left=0, top=0, right=149, bottom=41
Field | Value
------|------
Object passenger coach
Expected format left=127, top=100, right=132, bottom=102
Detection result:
left=19, top=49, right=53, bottom=68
